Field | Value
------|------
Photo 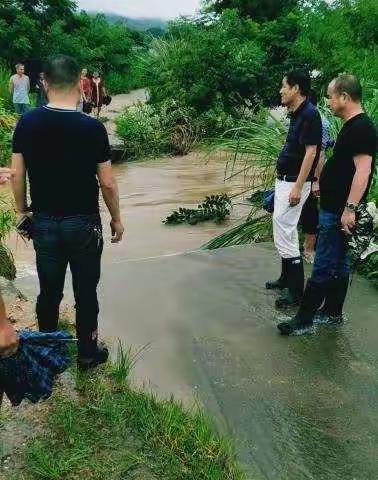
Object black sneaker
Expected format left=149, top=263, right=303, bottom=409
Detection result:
left=277, top=316, right=314, bottom=336
left=314, top=308, right=344, bottom=326
left=77, top=343, right=109, bottom=371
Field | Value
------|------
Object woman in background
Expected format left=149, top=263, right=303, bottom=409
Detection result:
left=78, top=68, right=92, bottom=113
left=91, top=71, right=106, bottom=118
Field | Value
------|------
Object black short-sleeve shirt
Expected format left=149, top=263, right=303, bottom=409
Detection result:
left=320, top=113, right=377, bottom=214
left=12, top=106, right=111, bottom=215
left=277, top=99, right=322, bottom=178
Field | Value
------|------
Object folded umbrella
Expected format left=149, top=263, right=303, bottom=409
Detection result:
left=0, top=330, right=75, bottom=406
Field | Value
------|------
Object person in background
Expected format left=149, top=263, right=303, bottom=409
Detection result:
left=78, top=67, right=92, bottom=113
left=36, top=72, right=48, bottom=107
left=91, top=71, right=106, bottom=118
left=300, top=91, right=333, bottom=264
left=11, top=55, right=125, bottom=370
left=266, top=70, right=322, bottom=309
left=278, top=74, right=377, bottom=335
left=9, top=64, right=30, bottom=115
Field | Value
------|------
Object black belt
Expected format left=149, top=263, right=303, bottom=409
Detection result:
left=277, top=175, right=316, bottom=182
left=277, top=174, right=298, bottom=182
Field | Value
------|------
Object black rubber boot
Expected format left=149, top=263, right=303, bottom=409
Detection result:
left=266, top=258, right=287, bottom=290
left=315, top=275, right=349, bottom=325
left=77, top=342, right=109, bottom=371
left=275, top=257, right=304, bottom=309
left=277, top=279, right=325, bottom=335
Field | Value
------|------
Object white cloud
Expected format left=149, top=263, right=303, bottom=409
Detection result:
left=76, top=0, right=202, bottom=19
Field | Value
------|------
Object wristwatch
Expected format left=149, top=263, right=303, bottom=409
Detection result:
left=345, top=202, right=357, bottom=212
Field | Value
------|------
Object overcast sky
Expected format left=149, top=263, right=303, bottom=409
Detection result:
left=76, top=0, right=202, bottom=19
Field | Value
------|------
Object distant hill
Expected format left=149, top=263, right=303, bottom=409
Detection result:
left=93, top=12, right=167, bottom=32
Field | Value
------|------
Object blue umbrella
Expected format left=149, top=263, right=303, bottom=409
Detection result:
left=0, top=330, right=75, bottom=406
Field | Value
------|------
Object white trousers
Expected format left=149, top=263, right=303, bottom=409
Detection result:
left=273, top=179, right=311, bottom=259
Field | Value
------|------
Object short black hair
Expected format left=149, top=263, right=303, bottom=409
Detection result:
left=285, top=70, right=311, bottom=97
left=44, top=55, right=80, bottom=89
left=332, top=74, right=362, bottom=102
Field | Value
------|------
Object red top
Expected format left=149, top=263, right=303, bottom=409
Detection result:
left=80, top=77, right=92, bottom=98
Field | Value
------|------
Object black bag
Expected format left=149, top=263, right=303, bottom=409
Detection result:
left=83, top=101, right=93, bottom=114
left=103, top=95, right=112, bottom=106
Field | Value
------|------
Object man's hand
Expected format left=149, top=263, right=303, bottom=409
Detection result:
left=341, top=209, right=356, bottom=235
left=289, top=184, right=302, bottom=207
left=0, top=320, right=19, bottom=358
left=0, top=168, right=15, bottom=185
left=110, top=219, right=124, bottom=243
left=312, top=181, right=320, bottom=198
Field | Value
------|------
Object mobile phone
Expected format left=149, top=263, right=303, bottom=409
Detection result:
left=16, top=216, right=34, bottom=238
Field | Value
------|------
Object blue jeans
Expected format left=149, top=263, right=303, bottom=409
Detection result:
left=32, top=214, right=103, bottom=356
left=311, top=209, right=350, bottom=283
left=14, top=103, right=29, bottom=114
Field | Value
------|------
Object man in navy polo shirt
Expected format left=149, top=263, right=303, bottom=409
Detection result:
left=11, top=55, right=125, bottom=370
left=266, top=70, right=322, bottom=308
left=278, top=74, right=376, bottom=335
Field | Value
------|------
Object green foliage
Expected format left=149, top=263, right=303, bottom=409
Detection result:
left=141, top=11, right=266, bottom=114
left=116, top=101, right=203, bottom=159
left=115, top=103, right=170, bottom=159
left=204, top=0, right=298, bottom=21
left=164, top=194, right=232, bottom=225
left=0, top=97, right=17, bottom=167
left=0, top=3, right=145, bottom=92
left=294, top=0, right=378, bottom=84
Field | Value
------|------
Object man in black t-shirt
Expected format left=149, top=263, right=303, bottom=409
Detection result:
left=266, top=70, right=322, bottom=309
left=11, top=55, right=125, bottom=369
left=278, top=74, right=377, bottom=335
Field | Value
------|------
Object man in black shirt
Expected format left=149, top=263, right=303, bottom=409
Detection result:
left=278, top=74, right=377, bottom=335
left=266, top=70, right=322, bottom=309
left=11, top=55, right=125, bottom=369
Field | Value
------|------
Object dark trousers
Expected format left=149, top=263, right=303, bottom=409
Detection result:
left=300, top=192, right=319, bottom=235
left=312, top=209, right=350, bottom=283
left=32, top=214, right=103, bottom=356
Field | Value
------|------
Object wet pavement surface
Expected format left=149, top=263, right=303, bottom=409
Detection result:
left=9, top=93, right=378, bottom=479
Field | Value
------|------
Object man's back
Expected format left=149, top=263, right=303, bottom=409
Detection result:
left=12, top=106, right=111, bottom=215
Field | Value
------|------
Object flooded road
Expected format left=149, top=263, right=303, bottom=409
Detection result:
left=10, top=92, right=378, bottom=479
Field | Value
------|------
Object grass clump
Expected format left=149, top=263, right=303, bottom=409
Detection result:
left=13, top=344, right=244, bottom=480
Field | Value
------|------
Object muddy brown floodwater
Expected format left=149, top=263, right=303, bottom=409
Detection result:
left=9, top=93, right=378, bottom=480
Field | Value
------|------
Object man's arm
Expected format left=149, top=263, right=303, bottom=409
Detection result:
left=9, top=77, right=13, bottom=95
left=341, top=154, right=372, bottom=234
left=27, top=76, right=30, bottom=93
left=312, top=150, right=325, bottom=197
left=11, top=153, right=28, bottom=214
left=289, top=145, right=317, bottom=206
left=0, top=168, right=18, bottom=357
left=0, top=295, right=18, bottom=358
left=97, top=161, right=124, bottom=243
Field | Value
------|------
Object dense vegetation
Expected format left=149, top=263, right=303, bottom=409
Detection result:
left=116, top=0, right=377, bottom=157
left=0, top=0, right=148, bottom=94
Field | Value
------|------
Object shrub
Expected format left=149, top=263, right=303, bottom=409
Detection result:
left=116, top=100, right=203, bottom=159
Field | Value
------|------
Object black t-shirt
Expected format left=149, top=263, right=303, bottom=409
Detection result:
left=320, top=113, right=377, bottom=214
left=12, top=106, right=111, bottom=215
left=277, top=99, right=322, bottom=178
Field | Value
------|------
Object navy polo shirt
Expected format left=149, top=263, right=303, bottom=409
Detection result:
left=12, top=106, right=111, bottom=215
left=277, top=99, right=322, bottom=179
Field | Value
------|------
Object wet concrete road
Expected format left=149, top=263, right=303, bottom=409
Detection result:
left=15, top=242, right=378, bottom=479
left=97, top=244, right=378, bottom=480
left=10, top=92, right=378, bottom=479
